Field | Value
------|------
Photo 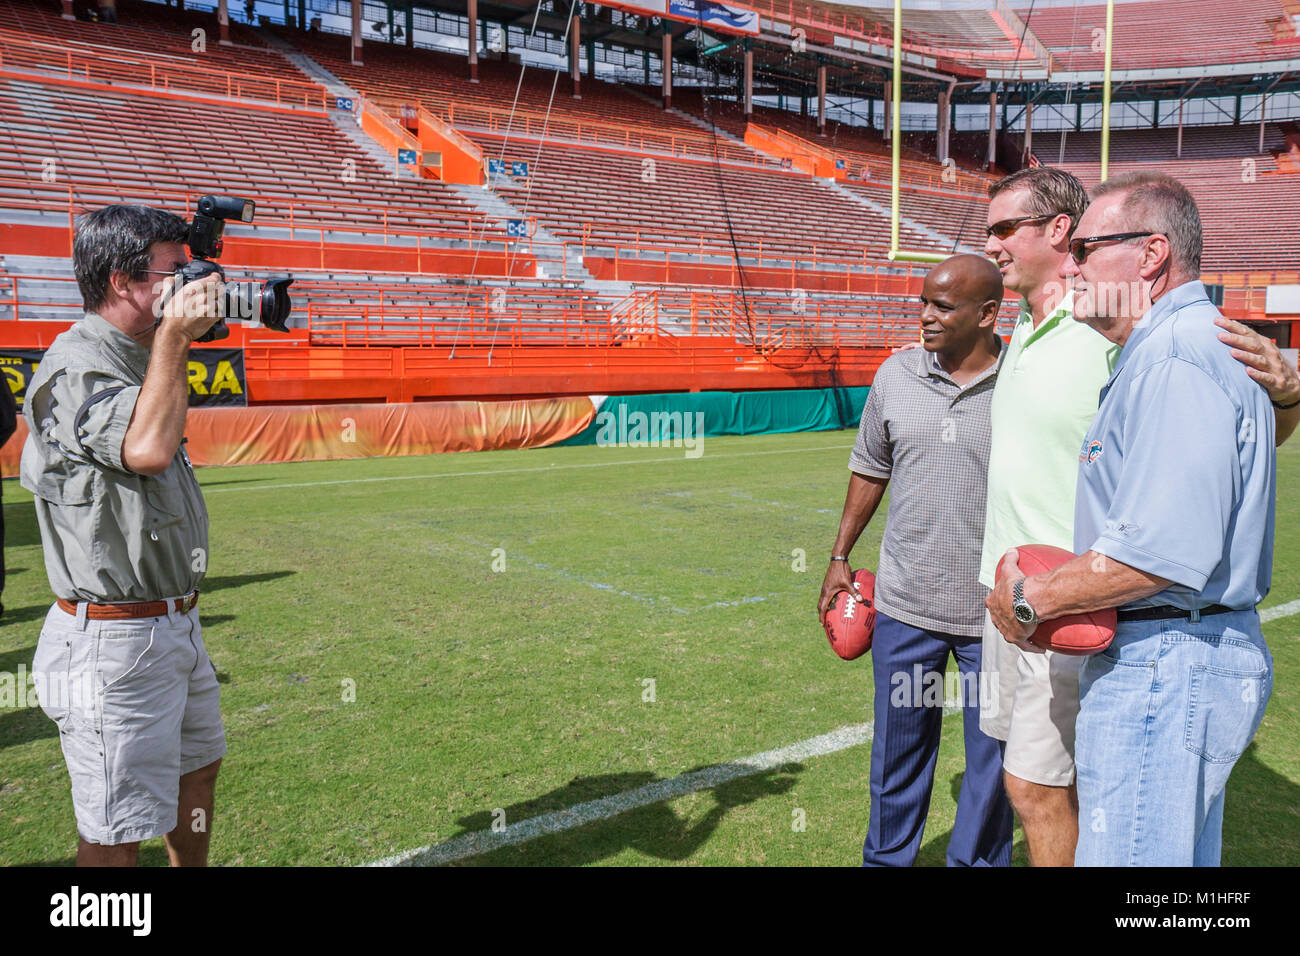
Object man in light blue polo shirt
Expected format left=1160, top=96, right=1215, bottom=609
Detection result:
left=987, top=171, right=1275, bottom=865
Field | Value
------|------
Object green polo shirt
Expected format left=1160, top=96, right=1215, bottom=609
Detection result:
left=978, top=291, right=1120, bottom=589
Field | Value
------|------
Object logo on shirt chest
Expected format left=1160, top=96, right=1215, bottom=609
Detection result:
left=1079, top=439, right=1103, bottom=464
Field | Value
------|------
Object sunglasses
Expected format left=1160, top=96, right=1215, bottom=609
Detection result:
left=985, top=213, right=1062, bottom=240
left=1068, top=232, right=1155, bottom=265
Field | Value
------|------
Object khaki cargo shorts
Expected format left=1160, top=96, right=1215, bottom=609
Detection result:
left=30, top=600, right=226, bottom=845
left=978, top=609, right=1082, bottom=787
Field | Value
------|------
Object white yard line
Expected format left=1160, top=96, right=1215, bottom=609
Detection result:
left=364, top=722, right=876, bottom=867
left=366, top=595, right=1300, bottom=867
left=1261, top=599, right=1300, bottom=623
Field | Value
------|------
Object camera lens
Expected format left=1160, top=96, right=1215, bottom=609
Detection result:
left=258, top=278, right=294, bottom=333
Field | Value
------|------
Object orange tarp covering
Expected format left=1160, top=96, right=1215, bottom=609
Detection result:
left=0, top=397, right=596, bottom=475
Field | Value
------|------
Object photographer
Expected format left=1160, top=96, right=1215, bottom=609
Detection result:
left=21, top=204, right=226, bottom=867
left=0, top=370, right=16, bottom=617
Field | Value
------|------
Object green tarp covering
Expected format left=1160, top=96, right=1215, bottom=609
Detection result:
left=557, top=387, right=870, bottom=447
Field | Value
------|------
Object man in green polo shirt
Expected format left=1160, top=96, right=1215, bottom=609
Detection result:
left=976, top=167, right=1109, bottom=867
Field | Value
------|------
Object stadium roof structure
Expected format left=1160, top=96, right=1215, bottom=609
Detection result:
left=409, top=1, right=1300, bottom=107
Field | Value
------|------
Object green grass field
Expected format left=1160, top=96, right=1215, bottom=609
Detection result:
left=2, top=430, right=1297, bottom=866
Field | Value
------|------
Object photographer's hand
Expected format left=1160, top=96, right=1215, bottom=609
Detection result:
left=159, top=272, right=225, bottom=342
left=121, top=273, right=223, bottom=475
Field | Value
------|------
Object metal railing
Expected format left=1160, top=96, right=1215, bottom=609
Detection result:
left=0, top=29, right=330, bottom=111
left=0, top=178, right=534, bottom=255
left=438, top=101, right=771, bottom=168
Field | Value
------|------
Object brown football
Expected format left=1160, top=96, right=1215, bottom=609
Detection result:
left=996, top=544, right=1117, bottom=655
left=823, top=568, right=877, bottom=661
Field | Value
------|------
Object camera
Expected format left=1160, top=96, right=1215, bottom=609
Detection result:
left=168, top=195, right=294, bottom=343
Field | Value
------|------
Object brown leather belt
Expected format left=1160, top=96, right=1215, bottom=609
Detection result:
left=57, top=591, right=199, bottom=620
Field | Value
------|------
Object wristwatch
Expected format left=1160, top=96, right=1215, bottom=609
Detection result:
left=1012, top=578, right=1039, bottom=625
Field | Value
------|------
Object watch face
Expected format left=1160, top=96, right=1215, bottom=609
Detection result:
left=1014, top=604, right=1035, bottom=624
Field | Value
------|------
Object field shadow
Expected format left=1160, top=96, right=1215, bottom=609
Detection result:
left=0, top=643, right=35, bottom=673
left=200, top=571, right=296, bottom=591
left=1, top=506, right=42, bottom=548
left=428, top=763, right=803, bottom=866
left=0, top=643, right=53, bottom=751
left=1221, top=743, right=1300, bottom=866
left=911, top=744, right=1294, bottom=866
left=16, top=844, right=172, bottom=867
left=0, top=702, right=56, bottom=750
left=0, top=604, right=56, bottom=628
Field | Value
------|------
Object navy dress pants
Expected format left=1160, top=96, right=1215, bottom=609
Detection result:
left=863, top=610, right=1013, bottom=867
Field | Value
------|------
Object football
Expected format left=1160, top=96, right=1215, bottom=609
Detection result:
left=823, top=568, right=877, bottom=660
left=995, top=544, right=1118, bottom=655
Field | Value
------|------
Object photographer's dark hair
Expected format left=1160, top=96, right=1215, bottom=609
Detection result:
left=73, top=204, right=188, bottom=312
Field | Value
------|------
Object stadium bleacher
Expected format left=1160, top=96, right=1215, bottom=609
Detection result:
left=473, top=131, right=939, bottom=264
left=0, top=0, right=1293, bottom=394
left=0, top=74, right=520, bottom=247
left=0, top=0, right=306, bottom=80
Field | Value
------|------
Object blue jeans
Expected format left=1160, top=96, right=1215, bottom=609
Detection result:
left=1074, top=609, right=1272, bottom=866
left=863, top=611, right=1013, bottom=867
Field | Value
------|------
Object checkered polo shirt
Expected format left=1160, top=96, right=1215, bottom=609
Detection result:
left=849, top=341, right=1003, bottom=637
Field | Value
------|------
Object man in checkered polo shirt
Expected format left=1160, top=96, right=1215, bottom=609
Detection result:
left=818, top=253, right=1013, bottom=866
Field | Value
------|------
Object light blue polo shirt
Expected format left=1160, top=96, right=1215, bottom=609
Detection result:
left=1073, top=280, right=1276, bottom=610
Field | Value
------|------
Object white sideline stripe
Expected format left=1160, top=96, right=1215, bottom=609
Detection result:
left=1261, top=599, right=1300, bottom=623
left=201, top=443, right=854, bottom=495
left=364, top=721, right=876, bottom=867
left=360, top=587, right=1300, bottom=869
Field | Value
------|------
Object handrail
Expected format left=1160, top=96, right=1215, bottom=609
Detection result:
left=566, top=237, right=934, bottom=278
left=419, top=107, right=483, bottom=161
left=0, top=23, right=288, bottom=73
left=772, top=126, right=839, bottom=163
left=0, top=177, right=533, bottom=252
left=438, top=100, right=772, bottom=168
left=0, top=273, right=16, bottom=322
left=359, top=97, right=420, bottom=153
left=839, top=155, right=993, bottom=197
left=0, top=30, right=330, bottom=111
left=366, top=96, right=483, bottom=160
left=297, top=289, right=931, bottom=349
left=6, top=271, right=1284, bottom=339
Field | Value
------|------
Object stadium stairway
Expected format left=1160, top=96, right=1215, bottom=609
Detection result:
left=328, top=101, right=422, bottom=182
left=446, top=178, right=581, bottom=282
left=250, top=28, right=424, bottom=184
left=254, top=23, right=352, bottom=97
left=622, top=85, right=976, bottom=256
left=623, top=84, right=756, bottom=156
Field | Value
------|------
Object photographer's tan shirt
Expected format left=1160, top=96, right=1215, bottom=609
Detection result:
left=19, top=312, right=209, bottom=602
